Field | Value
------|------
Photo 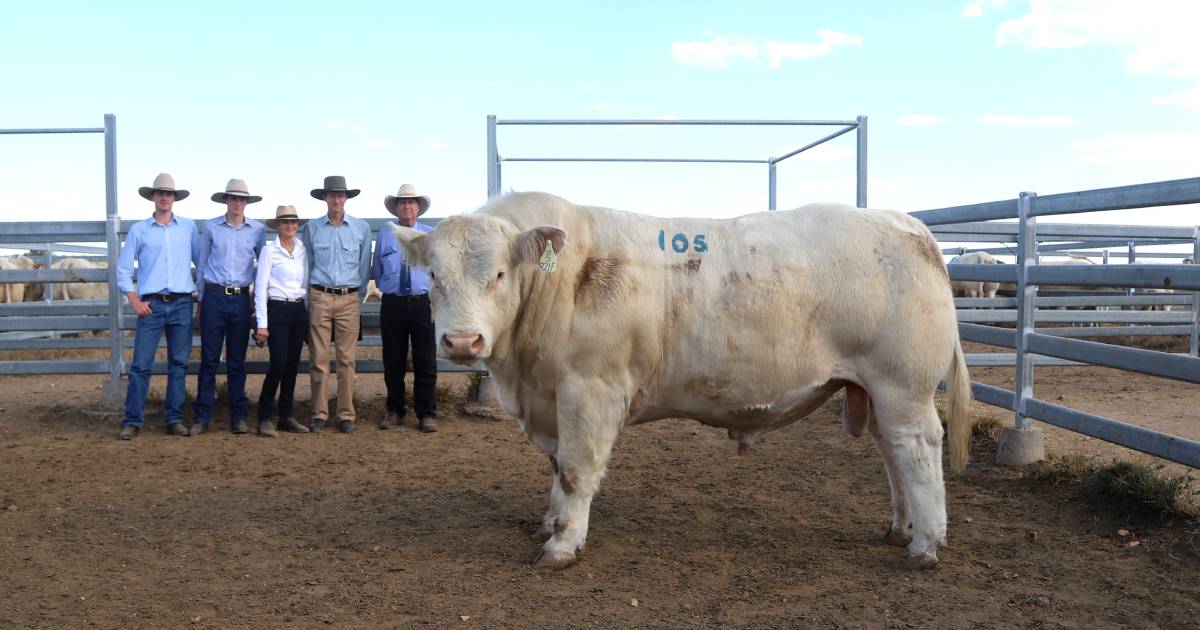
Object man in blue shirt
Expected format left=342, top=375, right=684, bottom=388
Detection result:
left=300, top=175, right=372, bottom=434
left=116, top=173, right=202, bottom=440
left=374, top=184, right=438, bottom=433
left=190, top=179, right=267, bottom=436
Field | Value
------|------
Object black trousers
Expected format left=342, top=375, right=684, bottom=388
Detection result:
left=381, top=293, right=437, bottom=418
left=257, top=300, right=308, bottom=422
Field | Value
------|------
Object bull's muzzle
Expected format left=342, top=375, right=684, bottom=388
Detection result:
left=441, top=333, right=485, bottom=363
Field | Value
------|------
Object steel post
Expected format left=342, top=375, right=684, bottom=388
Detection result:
left=768, top=159, right=777, bottom=211
left=1014, top=192, right=1038, bottom=430
left=486, top=115, right=499, bottom=198
left=856, top=115, right=867, bottom=208
left=103, top=114, right=124, bottom=404
left=1192, top=228, right=1199, bottom=357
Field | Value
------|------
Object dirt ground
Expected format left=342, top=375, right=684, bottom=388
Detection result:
left=1, top=364, right=1198, bottom=629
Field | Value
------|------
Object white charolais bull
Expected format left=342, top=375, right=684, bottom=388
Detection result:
left=949, top=251, right=1000, bottom=298
left=393, top=192, right=972, bottom=570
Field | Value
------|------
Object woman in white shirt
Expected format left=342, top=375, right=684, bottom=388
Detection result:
left=254, top=206, right=310, bottom=437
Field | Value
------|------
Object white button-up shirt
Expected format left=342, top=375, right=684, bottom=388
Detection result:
left=254, top=238, right=309, bottom=328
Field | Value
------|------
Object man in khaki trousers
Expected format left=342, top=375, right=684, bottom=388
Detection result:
left=300, top=176, right=372, bottom=433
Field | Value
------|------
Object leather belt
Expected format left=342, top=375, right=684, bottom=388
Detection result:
left=311, top=285, right=358, bottom=295
left=141, top=292, right=191, bottom=302
left=268, top=297, right=305, bottom=304
left=205, top=282, right=250, bottom=296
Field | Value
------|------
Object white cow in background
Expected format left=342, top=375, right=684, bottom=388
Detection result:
left=392, top=192, right=972, bottom=571
left=948, top=251, right=1001, bottom=298
left=52, top=258, right=108, bottom=301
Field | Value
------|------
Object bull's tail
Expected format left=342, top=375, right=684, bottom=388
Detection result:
left=947, top=341, right=972, bottom=473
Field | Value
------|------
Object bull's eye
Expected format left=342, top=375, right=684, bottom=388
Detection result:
left=496, top=271, right=506, bottom=282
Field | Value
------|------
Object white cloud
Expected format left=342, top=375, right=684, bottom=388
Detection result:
left=977, top=113, right=1078, bottom=127
left=671, top=36, right=758, bottom=69
left=672, top=30, right=861, bottom=69
left=1068, top=132, right=1200, bottom=171
left=996, top=1, right=1200, bottom=78
left=350, top=124, right=367, bottom=133
left=1152, top=83, right=1200, bottom=112
left=592, top=103, right=610, bottom=110
left=900, top=114, right=952, bottom=126
left=962, top=0, right=1008, bottom=18
left=368, top=139, right=393, bottom=149
left=431, top=142, right=450, bottom=150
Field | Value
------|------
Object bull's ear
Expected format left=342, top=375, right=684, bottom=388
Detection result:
left=390, top=224, right=429, bottom=267
left=515, top=225, right=567, bottom=265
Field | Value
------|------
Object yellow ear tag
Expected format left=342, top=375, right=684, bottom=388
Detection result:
left=537, top=241, right=557, bottom=273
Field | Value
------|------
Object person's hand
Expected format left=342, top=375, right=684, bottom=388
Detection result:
left=255, top=328, right=269, bottom=346
left=131, top=297, right=152, bottom=318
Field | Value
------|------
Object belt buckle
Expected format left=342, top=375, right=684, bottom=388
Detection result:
left=224, top=286, right=240, bottom=296
left=334, top=287, right=347, bottom=295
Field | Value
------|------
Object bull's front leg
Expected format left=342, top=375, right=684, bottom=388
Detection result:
left=533, top=379, right=624, bottom=569
left=532, top=455, right=564, bottom=543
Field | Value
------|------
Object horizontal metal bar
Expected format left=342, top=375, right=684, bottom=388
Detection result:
left=500, top=157, right=769, bottom=164
left=1028, top=264, right=1200, bottom=290
left=947, top=263, right=1019, bottom=283
left=1031, top=177, right=1200, bottom=217
left=910, top=200, right=1019, bottom=226
left=957, top=310, right=1192, bottom=324
left=971, top=382, right=1015, bottom=411
left=959, top=323, right=1016, bottom=348
left=956, top=294, right=1193, bottom=308
left=1037, top=325, right=1194, bottom=338
left=772, top=125, right=856, bottom=162
left=1025, top=333, right=1200, bottom=383
left=947, top=239, right=1190, bottom=256
left=495, top=119, right=860, bottom=126
left=2, top=243, right=109, bottom=255
left=0, top=337, right=115, bottom=350
left=0, top=127, right=104, bottom=134
left=0, top=359, right=485, bottom=375
left=1024, top=398, right=1200, bottom=469
left=929, top=222, right=1196, bottom=240
left=964, top=353, right=1085, bottom=367
left=0, top=268, right=108, bottom=283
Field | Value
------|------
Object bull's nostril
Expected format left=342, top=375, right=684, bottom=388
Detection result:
left=471, top=335, right=485, bottom=352
left=440, top=335, right=454, bottom=350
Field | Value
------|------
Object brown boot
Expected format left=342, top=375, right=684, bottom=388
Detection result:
left=278, top=417, right=309, bottom=433
left=377, top=410, right=402, bottom=430
left=418, top=416, right=438, bottom=433
left=258, top=420, right=278, bottom=438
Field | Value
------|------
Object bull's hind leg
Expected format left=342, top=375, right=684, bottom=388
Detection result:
left=533, top=455, right=565, bottom=543
left=871, top=425, right=913, bottom=548
left=871, top=388, right=947, bottom=569
left=533, top=379, right=624, bottom=569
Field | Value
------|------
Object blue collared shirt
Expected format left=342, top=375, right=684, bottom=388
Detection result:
left=300, top=213, right=372, bottom=293
left=197, top=215, right=266, bottom=292
left=372, top=221, right=432, bottom=296
left=117, top=214, right=202, bottom=296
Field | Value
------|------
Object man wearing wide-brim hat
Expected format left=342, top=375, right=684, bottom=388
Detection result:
left=190, top=179, right=267, bottom=436
left=299, top=176, right=372, bottom=434
left=374, top=184, right=439, bottom=433
left=116, top=173, right=202, bottom=440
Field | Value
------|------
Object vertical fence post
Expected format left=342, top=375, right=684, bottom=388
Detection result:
left=1192, top=227, right=1199, bottom=357
left=101, top=113, right=124, bottom=406
left=767, top=158, right=777, bottom=211
left=997, top=191, right=1046, bottom=466
left=1102, top=249, right=1109, bottom=265
left=855, top=115, right=867, bottom=208
left=486, top=115, right=500, bottom=198
left=42, top=246, right=53, bottom=303
left=1127, top=240, right=1137, bottom=297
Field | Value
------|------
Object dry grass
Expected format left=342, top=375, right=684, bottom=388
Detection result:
left=1028, top=451, right=1197, bottom=520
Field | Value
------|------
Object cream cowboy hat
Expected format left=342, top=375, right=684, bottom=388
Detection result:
left=211, top=178, right=263, bottom=204
left=310, top=175, right=361, bottom=200
left=384, top=184, right=431, bottom=217
left=138, top=173, right=190, bottom=201
left=265, top=204, right=308, bottom=229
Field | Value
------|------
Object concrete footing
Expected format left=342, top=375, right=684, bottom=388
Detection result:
left=995, top=426, right=1046, bottom=467
left=476, top=375, right=499, bottom=405
left=100, top=377, right=125, bottom=409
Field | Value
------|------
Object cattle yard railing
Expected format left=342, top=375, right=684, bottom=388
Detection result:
left=912, top=177, right=1200, bottom=468
left=486, top=115, right=869, bottom=209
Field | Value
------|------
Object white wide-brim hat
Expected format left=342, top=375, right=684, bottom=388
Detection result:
left=384, top=184, right=431, bottom=217
left=211, top=178, right=263, bottom=204
left=265, top=204, right=308, bottom=229
left=138, top=173, right=190, bottom=201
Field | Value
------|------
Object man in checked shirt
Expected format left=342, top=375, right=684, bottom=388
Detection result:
left=300, top=176, right=372, bottom=434
left=190, top=179, right=267, bottom=436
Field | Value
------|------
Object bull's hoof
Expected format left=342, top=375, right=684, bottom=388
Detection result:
left=901, top=552, right=939, bottom=570
left=533, top=547, right=577, bottom=570
left=884, top=528, right=913, bottom=547
left=531, top=524, right=554, bottom=544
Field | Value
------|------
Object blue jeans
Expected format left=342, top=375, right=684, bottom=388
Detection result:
left=192, top=288, right=253, bottom=423
left=122, top=294, right=193, bottom=428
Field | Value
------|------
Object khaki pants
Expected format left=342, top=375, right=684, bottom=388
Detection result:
left=307, top=289, right=361, bottom=422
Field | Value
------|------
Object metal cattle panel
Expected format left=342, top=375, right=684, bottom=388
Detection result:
left=1024, top=398, right=1200, bottom=469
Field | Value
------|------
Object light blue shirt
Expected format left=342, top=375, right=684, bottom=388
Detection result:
left=197, top=215, right=266, bottom=293
left=372, top=221, right=432, bottom=296
left=300, top=213, right=372, bottom=293
left=117, top=214, right=202, bottom=296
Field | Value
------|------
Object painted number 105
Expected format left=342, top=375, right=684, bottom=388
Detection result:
left=658, top=230, right=709, bottom=253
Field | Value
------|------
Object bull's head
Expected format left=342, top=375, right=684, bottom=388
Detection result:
left=392, top=215, right=566, bottom=364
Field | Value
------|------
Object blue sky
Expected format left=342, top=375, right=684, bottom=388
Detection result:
left=1, top=0, right=1197, bottom=233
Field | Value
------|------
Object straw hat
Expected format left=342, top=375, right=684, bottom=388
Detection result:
left=384, top=184, right=431, bottom=217
left=265, top=205, right=308, bottom=229
left=211, top=178, right=263, bottom=204
left=310, top=175, right=360, bottom=200
left=138, top=173, right=190, bottom=201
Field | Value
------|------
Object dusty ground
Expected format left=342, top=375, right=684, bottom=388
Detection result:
left=1, top=365, right=1198, bottom=629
